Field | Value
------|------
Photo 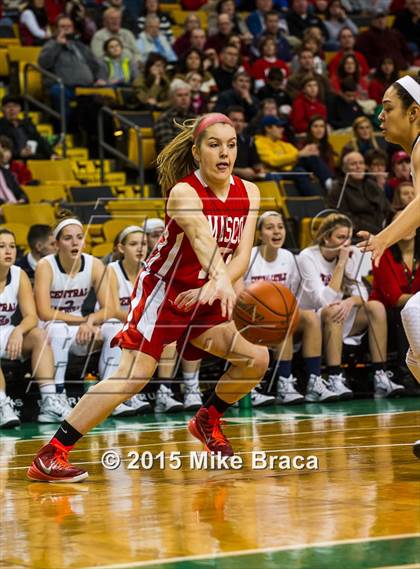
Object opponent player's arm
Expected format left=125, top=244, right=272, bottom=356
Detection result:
left=167, top=183, right=230, bottom=282
left=225, top=181, right=260, bottom=284
left=358, top=145, right=420, bottom=262
left=34, top=260, right=88, bottom=324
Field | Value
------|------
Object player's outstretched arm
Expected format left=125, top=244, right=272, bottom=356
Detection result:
left=358, top=145, right=420, bottom=265
left=224, top=181, right=260, bottom=284
left=167, top=183, right=236, bottom=318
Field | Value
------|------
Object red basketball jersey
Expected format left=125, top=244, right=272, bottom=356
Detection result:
left=144, top=170, right=250, bottom=291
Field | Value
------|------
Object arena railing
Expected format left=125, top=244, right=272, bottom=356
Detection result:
left=98, top=106, right=145, bottom=196
left=23, top=62, right=67, bottom=157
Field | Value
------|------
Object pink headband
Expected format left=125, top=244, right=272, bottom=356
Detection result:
left=193, top=113, right=234, bottom=142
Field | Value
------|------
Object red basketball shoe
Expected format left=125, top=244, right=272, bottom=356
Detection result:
left=188, top=407, right=234, bottom=456
left=27, top=443, right=88, bottom=483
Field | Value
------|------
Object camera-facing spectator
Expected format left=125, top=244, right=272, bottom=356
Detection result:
left=95, top=0, right=137, bottom=35
left=137, top=0, right=175, bottom=44
left=252, top=11, right=292, bottom=61
left=136, top=14, right=177, bottom=65
left=341, top=116, right=386, bottom=158
left=250, top=37, right=289, bottom=90
left=328, top=27, right=369, bottom=77
left=323, top=0, right=358, bottom=50
left=0, top=95, right=54, bottom=160
left=213, top=44, right=241, bottom=91
left=101, top=37, right=139, bottom=85
left=328, top=151, right=390, bottom=234
left=287, top=47, right=330, bottom=101
left=205, top=13, right=235, bottom=53
left=173, top=14, right=201, bottom=57
left=368, top=57, right=399, bottom=104
left=256, top=67, right=291, bottom=111
left=327, top=78, right=365, bottom=130
left=91, top=7, right=141, bottom=64
left=365, top=148, right=388, bottom=191
left=0, top=136, right=33, bottom=186
left=330, top=54, right=370, bottom=100
left=154, top=79, right=196, bottom=153
left=215, top=71, right=259, bottom=122
left=286, top=0, right=328, bottom=41
left=133, top=53, right=170, bottom=110
left=290, top=75, right=327, bottom=134
left=391, top=181, right=415, bottom=209
left=392, top=0, right=420, bottom=56
left=385, top=150, right=412, bottom=199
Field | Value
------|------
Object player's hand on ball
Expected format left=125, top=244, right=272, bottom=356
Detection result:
left=357, top=231, right=386, bottom=266
left=200, top=275, right=236, bottom=319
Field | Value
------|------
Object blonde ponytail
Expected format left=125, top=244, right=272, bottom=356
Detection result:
left=156, top=118, right=199, bottom=194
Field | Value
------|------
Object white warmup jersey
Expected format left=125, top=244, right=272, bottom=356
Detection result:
left=44, top=254, right=93, bottom=316
left=298, top=245, right=369, bottom=311
left=244, top=246, right=301, bottom=297
left=0, top=265, right=20, bottom=326
left=108, top=260, right=133, bottom=311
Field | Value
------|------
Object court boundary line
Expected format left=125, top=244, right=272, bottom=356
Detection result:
left=77, top=533, right=420, bottom=569
left=7, top=408, right=420, bottom=445
left=2, top=422, right=418, bottom=462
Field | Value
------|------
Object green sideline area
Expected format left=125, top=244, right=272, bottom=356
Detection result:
left=137, top=536, right=420, bottom=569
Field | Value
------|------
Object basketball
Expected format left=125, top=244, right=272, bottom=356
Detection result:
left=233, top=281, right=300, bottom=346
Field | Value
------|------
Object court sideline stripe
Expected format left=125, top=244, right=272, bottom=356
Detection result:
left=77, top=533, right=420, bottom=569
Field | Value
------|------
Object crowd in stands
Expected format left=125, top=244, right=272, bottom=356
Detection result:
left=0, top=0, right=419, bottom=427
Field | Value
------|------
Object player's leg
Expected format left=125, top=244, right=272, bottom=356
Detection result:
left=44, top=321, right=74, bottom=394
left=0, top=325, right=21, bottom=428
left=401, top=293, right=420, bottom=383
left=22, top=328, right=71, bottom=423
left=27, top=349, right=158, bottom=482
left=350, top=301, right=404, bottom=398
left=317, top=306, right=345, bottom=402
left=182, top=358, right=203, bottom=411
left=187, top=321, right=269, bottom=455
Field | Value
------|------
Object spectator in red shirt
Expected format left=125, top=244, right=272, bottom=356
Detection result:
left=205, top=13, right=234, bottom=53
left=368, top=57, right=399, bottom=104
left=328, top=27, right=370, bottom=78
left=0, top=135, right=33, bottom=186
left=290, top=75, right=327, bottom=133
left=173, top=14, right=201, bottom=57
left=331, top=54, right=370, bottom=100
left=370, top=210, right=420, bottom=392
left=250, top=37, right=289, bottom=89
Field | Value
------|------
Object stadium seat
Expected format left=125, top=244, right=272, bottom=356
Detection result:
left=103, top=219, right=139, bottom=243
left=68, top=185, right=114, bottom=203
left=7, top=45, right=41, bottom=63
left=299, top=216, right=324, bottom=249
left=128, top=130, right=157, bottom=168
left=0, top=222, right=28, bottom=249
left=75, top=87, right=118, bottom=102
left=107, top=199, right=165, bottom=221
left=91, top=242, right=113, bottom=257
left=283, top=196, right=326, bottom=220
left=22, top=184, right=67, bottom=203
left=28, top=160, right=76, bottom=183
left=172, top=10, right=207, bottom=27
left=60, top=201, right=108, bottom=225
left=256, top=180, right=284, bottom=207
left=2, top=203, right=56, bottom=226
left=279, top=180, right=300, bottom=197
left=330, top=131, right=353, bottom=160
left=0, top=48, right=9, bottom=76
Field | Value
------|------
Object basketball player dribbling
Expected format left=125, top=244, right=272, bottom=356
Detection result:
left=357, top=75, right=420, bottom=458
left=27, top=113, right=270, bottom=482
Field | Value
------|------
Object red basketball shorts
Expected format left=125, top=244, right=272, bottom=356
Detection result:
left=111, top=271, right=227, bottom=361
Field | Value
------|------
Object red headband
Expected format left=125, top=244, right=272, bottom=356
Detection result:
left=193, top=113, right=234, bottom=142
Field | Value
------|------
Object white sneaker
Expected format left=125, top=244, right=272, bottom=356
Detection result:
left=276, top=375, right=305, bottom=405
left=326, top=373, right=353, bottom=400
left=374, top=370, right=405, bottom=399
left=127, top=393, right=152, bottom=414
left=0, top=397, right=20, bottom=428
left=38, top=394, right=72, bottom=423
left=305, top=374, right=338, bottom=402
left=112, top=401, right=137, bottom=417
left=154, top=385, right=183, bottom=413
left=184, top=386, right=203, bottom=411
left=251, top=388, right=276, bottom=407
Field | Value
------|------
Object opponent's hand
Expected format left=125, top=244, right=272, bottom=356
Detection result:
left=6, top=329, right=24, bottom=360
left=357, top=231, right=386, bottom=266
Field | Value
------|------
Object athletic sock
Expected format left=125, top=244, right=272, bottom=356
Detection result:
left=0, top=390, right=7, bottom=403
left=50, top=420, right=83, bottom=451
left=304, top=356, right=321, bottom=377
left=204, top=392, right=231, bottom=420
left=183, top=371, right=200, bottom=387
left=39, top=383, right=56, bottom=401
left=276, top=360, right=292, bottom=378
left=327, top=365, right=341, bottom=376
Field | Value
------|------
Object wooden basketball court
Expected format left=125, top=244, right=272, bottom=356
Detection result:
left=1, top=398, right=419, bottom=569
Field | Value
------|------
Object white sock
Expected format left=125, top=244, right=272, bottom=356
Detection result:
left=0, top=390, right=7, bottom=403
left=183, top=371, right=200, bottom=388
left=39, top=383, right=56, bottom=400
